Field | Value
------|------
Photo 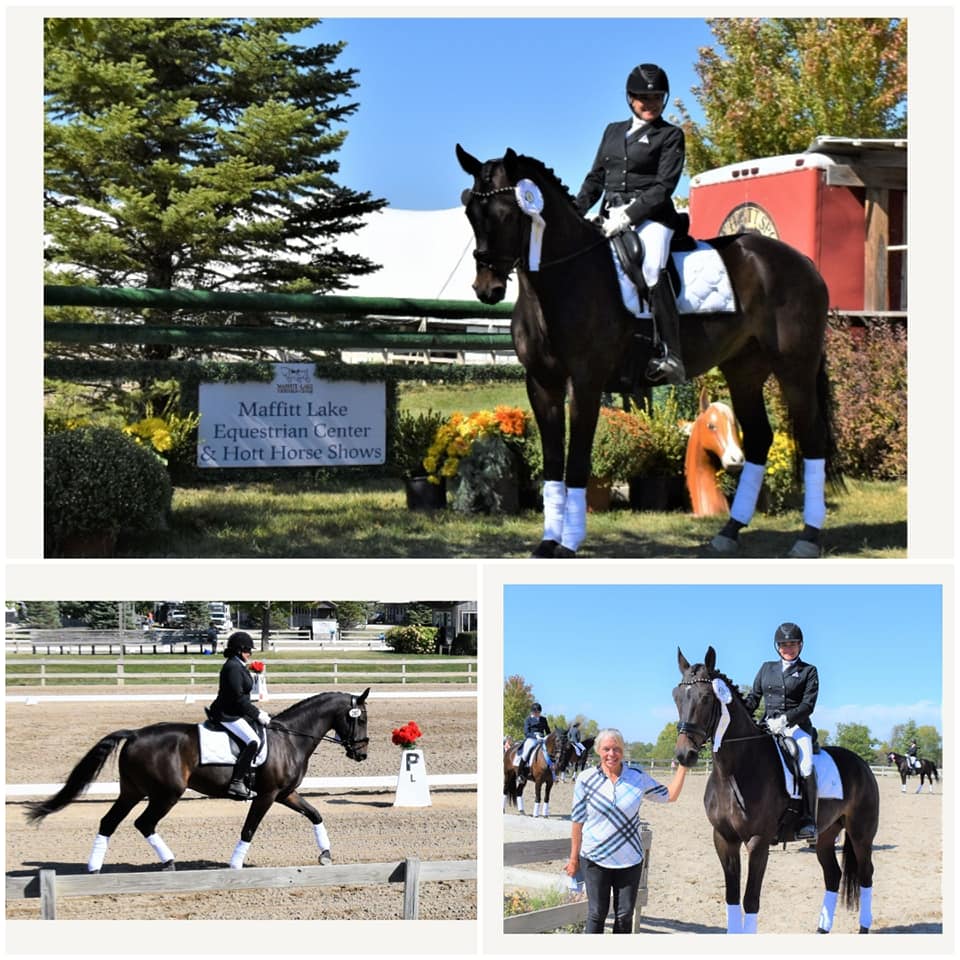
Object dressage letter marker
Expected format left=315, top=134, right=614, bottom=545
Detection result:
left=394, top=749, right=431, bottom=807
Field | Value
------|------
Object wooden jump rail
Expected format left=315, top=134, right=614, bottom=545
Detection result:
left=503, top=829, right=652, bottom=934
left=6, top=857, right=476, bottom=920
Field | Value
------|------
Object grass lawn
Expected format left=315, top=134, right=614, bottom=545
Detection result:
left=112, top=477, right=906, bottom=559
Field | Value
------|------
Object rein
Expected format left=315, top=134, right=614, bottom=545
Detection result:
left=676, top=674, right=767, bottom=750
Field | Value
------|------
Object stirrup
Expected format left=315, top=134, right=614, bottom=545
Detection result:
left=226, top=779, right=256, bottom=800
left=645, top=352, right=686, bottom=385
left=796, top=820, right=817, bottom=840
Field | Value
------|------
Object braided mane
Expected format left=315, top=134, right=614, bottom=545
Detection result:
left=700, top=663, right=765, bottom=733
left=514, top=153, right=580, bottom=211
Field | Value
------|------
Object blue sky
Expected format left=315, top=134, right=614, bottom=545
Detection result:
left=503, top=584, right=942, bottom=745
left=298, top=18, right=717, bottom=210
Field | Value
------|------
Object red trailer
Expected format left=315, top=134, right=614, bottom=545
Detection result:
left=688, top=137, right=906, bottom=316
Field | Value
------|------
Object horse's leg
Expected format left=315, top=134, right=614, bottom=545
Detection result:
left=87, top=787, right=142, bottom=873
left=526, top=374, right=567, bottom=557
left=542, top=776, right=552, bottom=818
left=228, top=793, right=276, bottom=869
left=713, top=829, right=744, bottom=933
left=556, top=381, right=603, bottom=557
left=740, top=835, right=771, bottom=933
left=277, top=789, right=332, bottom=865
left=132, top=791, right=183, bottom=871
left=814, top=820, right=844, bottom=932
left=532, top=777, right=542, bottom=818
left=839, top=822, right=875, bottom=933
left=709, top=359, right=772, bottom=555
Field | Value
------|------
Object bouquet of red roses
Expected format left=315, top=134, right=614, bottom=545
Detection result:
left=391, top=721, right=422, bottom=749
left=248, top=660, right=265, bottom=674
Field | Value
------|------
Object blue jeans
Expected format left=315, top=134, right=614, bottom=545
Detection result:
left=581, top=856, right=643, bottom=933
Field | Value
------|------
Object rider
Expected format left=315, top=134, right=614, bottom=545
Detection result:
left=574, top=63, right=687, bottom=385
left=567, top=720, right=585, bottom=761
left=208, top=631, right=271, bottom=800
left=907, top=739, right=920, bottom=770
left=518, top=702, right=550, bottom=781
left=743, top=622, right=820, bottom=840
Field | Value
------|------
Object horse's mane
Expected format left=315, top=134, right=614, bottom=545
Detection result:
left=698, top=663, right=765, bottom=733
left=274, top=689, right=351, bottom=721
left=514, top=154, right=581, bottom=212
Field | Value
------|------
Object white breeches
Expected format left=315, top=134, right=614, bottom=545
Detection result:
left=633, top=219, right=674, bottom=288
left=787, top=726, right=814, bottom=776
left=221, top=717, right=260, bottom=746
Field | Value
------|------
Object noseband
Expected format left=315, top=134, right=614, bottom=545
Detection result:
left=676, top=675, right=720, bottom=750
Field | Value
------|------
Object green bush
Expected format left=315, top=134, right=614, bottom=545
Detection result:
left=45, top=426, right=173, bottom=553
left=826, top=320, right=906, bottom=480
left=384, top=625, right=438, bottom=655
left=451, top=631, right=477, bottom=656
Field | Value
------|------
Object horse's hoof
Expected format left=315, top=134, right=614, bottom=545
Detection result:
left=553, top=545, right=577, bottom=558
left=530, top=539, right=560, bottom=558
left=319, top=849, right=332, bottom=866
left=88, top=869, right=100, bottom=875
left=161, top=860, right=176, bottom=872
left=708, top=534, right=739, bottom=555
left=859, top=926, right=870, bottom=934
left=816, top=927, right=829, bottom=934
left=787, top=539, right=820, bottom=559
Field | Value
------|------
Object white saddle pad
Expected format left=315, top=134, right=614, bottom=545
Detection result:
left=197, top=724, right=268, bottom=767
left=611, top=240, right=737, bottom=317
left=777, top=746, right=843, bottom=800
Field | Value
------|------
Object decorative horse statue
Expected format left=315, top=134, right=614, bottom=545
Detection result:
left=887, top=750, right=939, bottom=794
left=456, top=146, right=842, bottom=559
left=502, top=731, right=566, bottom=817
left=674, top=649, right=879, bottom=934
left=685, top=386, right=744, bottom=516
left=26, top=689, right=370, bottom=871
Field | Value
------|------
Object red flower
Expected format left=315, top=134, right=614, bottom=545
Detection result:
left=249, top=661, right=265, bottom=674
left=391, top=721, right=422, bottom=748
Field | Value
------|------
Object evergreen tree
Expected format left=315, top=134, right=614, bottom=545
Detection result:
left=333, top=601, right=371, bottom=630
left=23, top=602, right=63, bottom=629
left=44, top=17, right=385, bottom=349
left=675, top=18, right=906, bottom=175
left=85, top=601, right=120, bottom=628
left=402, top=603, right=434, bottom=627
left=181, top=601, right=210, bottom=629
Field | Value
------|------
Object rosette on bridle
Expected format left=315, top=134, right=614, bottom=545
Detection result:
left=514, top=178, right=546, bottom=271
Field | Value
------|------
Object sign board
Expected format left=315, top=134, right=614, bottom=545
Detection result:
left=197, top=364, right=385, bottom=468
left=312, top=619, right=338, bottom=642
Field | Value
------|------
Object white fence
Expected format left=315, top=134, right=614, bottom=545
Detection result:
left=6, top=858, right=476, bottom=920
left=5, top=655, right=477, bottom=687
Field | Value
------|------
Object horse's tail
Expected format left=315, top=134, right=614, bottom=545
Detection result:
left=816, top=353, right=846, bottom=495
left=24, top=729, right=136, bottom=823
left=840, top=830, right=861, bottom=910
left=933, top=762, right=940, bottom=781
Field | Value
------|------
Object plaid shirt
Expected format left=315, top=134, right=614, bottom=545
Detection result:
left=572, top=764, right=669, bottom=868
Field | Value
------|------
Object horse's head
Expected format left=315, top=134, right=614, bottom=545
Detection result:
left=887, top=752, right=896, bottom=765
left=673, top=647, right=720, bottom=767
left=332, top=687, right=370, bottom=762
left=456, top=144, right=528, bottom=305
left=692, top=388, right=744, bottom=472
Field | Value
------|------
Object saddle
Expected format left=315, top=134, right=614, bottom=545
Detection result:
left=198, top=714, right=268, bottom=767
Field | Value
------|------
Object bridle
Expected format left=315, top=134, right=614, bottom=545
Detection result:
left=675, top=675, right=720, bottom=753
left=465, top=181, right=608, bottom=278
left=270, top=697, right=369, bottom=760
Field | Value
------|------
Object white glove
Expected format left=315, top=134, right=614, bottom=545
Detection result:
left=602, top=207, right=632, bottom=238
left=767, top=715, right=788, bottom=735
left=257, top=710, right=271, bottom=726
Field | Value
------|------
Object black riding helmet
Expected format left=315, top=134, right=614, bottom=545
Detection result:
left=531, top=702, right=542, bottom=713
left=626, top=63, right=670, bottom=105
left=223, top=630, right=254, bottom=658
left=774, top=622, right=804, bottom=659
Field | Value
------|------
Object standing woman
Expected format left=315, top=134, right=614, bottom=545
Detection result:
left=208, top=631, right=271, bottom=800
left=565, top=728, right=687, bottom=933
left=575, top=63, right=687, bottom=384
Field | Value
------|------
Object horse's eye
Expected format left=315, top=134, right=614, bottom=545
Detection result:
left=460, top=188, right=473, bottom=206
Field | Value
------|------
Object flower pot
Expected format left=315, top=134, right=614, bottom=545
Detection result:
left=403, top=476, right=446, bottom=511
left=628, top=474, right=687, bottom=512
left=586, top=477, right=613, bottom=512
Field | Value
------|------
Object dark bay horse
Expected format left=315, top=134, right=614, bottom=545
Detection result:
left=503, top=731, right=566, bottom=817
left=558, top=735, right=596, bottom=781
left=456, top=145, right=842, bottom=559
left=887, top=750, right=939, bottom=794
left=26, top=689, right=370, bottom=872
left=674, top=649, right=879, bottom=934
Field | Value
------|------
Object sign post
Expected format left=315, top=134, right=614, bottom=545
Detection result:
left=394, top=749, right=431, bottom=807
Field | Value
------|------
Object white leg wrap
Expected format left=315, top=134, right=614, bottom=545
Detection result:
left=313, top=822, right=331, bottom=852
left=560, top=487, right=587, bottom=552
left=516, top=796, right=524, bottom=813
left=532, top=802, right=540, bottom=818
left=146, top=832, right=174, bottom=864
left=542, top=803, right=549, bottom=818
left=818, top=890, right=838, bottom=931
left=802, top=458, right=826, bottom=529
left=87, top=833, right=109, bottom=873
left=502, top=795, right=507, bottom=811
left=542, top=480, right=566, bottom=543
left=729, top=461, right=766, bottom=525
left=859, top=886, right=873, bottom=930
left=742, top=913, right=758, bottom=934
left=229, top=839, right=250, bottom=870
left=726, top=903, right=743, bottom=933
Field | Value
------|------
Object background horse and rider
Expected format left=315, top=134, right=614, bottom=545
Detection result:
left=457, top=145, right=842, bottom=559
left=674, top=647, right=879, bottom=934
left=887, top=750, right=939, bottom=793
left=25, top=690, right=370, bottom=871
left=503, top=730, right=567, bottom=816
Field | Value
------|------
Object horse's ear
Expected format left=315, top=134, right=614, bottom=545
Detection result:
left=357, top=687, right=370, bottom=704
left=677, top=647, right=690, bottom=674
left=705, top=647, right=717, bottom=673
left=456, top=143, right=482, bottom=177
left=503, top=147, right=519, bottom=180
left=699, top=384, right=709, bottom=413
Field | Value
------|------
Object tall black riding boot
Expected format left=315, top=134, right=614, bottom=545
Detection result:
left=226, top=741, right=259, bottom=800
left=797, top=774, right=818, bottom=840
left=645, top=270, right=686, bottom=385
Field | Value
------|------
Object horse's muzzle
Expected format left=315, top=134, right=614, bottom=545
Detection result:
left=473, top=275, right=507, bottom=305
